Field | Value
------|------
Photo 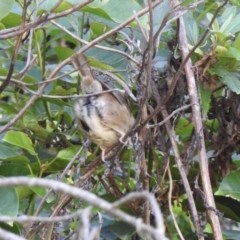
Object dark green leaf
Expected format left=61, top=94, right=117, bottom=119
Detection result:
left=214, top=68, right=240, bottom=94
left=215, top=170, right=240, bottom=201
left=3, top=131, right=37, bottom=155
left=0, top=182, right=18, bottom=218
left=0, top=0, right=15, bottom=20
left=0, top=164, right=30, bottom=177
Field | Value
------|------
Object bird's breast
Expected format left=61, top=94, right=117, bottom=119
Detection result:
left=74, top=96, right=120, bottom=148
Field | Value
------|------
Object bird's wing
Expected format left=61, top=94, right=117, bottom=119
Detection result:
left=95, top=94, right=134, bottom=135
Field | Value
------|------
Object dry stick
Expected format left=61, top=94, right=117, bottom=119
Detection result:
left=0, top=0, right=30, bottom=94
left=24, top=145, right=86, bottom=237
left=167, top=161, right=184, bottom=240
left=0, top=209, right=86, bottom=223
left=0, top=0, right=94, bottom=39
left=2, top=177, right=167, bottom=240
left=71, top=0, right=164, bottom=58
left=148, top=104, right=193, bottom=128
left=172, top=0, right=225, bottom=239
left=50, top=19, right=140, bottom=66
left=161, top=109, right=204, bottom=239
left=136, top=0, right=227, bottom=133
left=137, top=0, right=154, bottom=226
left=0, top=227, right=26, bottom=240
left=26, top=157, right=102, bottom=239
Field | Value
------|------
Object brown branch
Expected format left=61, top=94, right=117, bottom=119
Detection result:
left=171, top=0, right=228, bottom=239
left=161, top=108, right=204, bottom=239
left=0, top=177, right=169, bottom=240
left=0, top=0, right=93, bottom=39
left=135, top=0, right=228, bottom=133
left=0, top=0, right=30, bottom=94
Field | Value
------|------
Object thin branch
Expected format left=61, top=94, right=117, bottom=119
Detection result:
left=0, top=177, right=168, bottom=240
left=148, top=104, right=193, bottom=128
left=23, top=87, right=126, bottom=99
left=167, top=162, right=185, bottom=240
left=0, top=0, right=30, bottom=94
left=0, top=228, right=26, bottom=240
left=134, top=0, right=228, bottom=134
left=171, top=0, right=228, bottom=239
left=34, top=146, right=85, bottom=217
left=50, top=19, right=141, bottom=66
left=161, top=108, right=204, bottom=239
left=0, top=209, right=84, bottom=223
left=0, top=0, right=93, bottom=39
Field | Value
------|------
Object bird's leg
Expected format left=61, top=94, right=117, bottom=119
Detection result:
left=100, top=147, right=112, bottom=162
left=106, top=125, right=131, bottom=146
left=101, top=148, right=107, bottom=162
left=119, top=132, right=132, bottom=147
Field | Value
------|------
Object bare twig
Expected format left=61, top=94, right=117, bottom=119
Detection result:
left=167, top=161, right=185, bottom=240
left=0, top=0, right=30, bottom=94
left=0, top=177, right=168, bottom=240
left=170, top=0, right=228, bottom=239
left=136, top=0, right=228, bottom=132
left=50, top=19, right=140, bottom=66
left=161, top=108, right=204, bottom=239
left=148, top=104, right=193, bottom=128
left=0, top=228, right=26, bottom=240
left=0, top=0, right=93, bottom=39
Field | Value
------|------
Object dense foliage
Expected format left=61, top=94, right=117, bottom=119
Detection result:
left=1, top=0, right=240, bottom=239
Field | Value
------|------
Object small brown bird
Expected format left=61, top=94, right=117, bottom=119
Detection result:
left=72, top=54, right=134, bottom=160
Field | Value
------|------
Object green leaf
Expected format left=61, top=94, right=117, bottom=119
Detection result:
left=215, top=170, right=240, bottom=201
left=38, top=0, right=73, bottom=14
left=3, top=156, right=30, bottom=164
left=222, top=13, right=240, bottom=35
left=3, top=131, right=37, bottom=155
left=228, top=47, right=240, bottom=61
left=85, top=0, right=109, bottom=8
left=83, top=0, right=147, bottom=26
left=16, top=186, right=33, bottom=200
left=206, top=13, right=219, bottom=31
left=220, top=13, right=234, bottom=33
left=0, top=143, right=22, bottom=160
left=26, top=123, right=49, bottom=140
left=111, top=221, right=135, bottom=239
left=0, top=57, right=42, bottom=83
left=56, top=146, right=82, bottom=160
left=0, top=181, right=18, bottom=218
left=223, top=230, right=240, bottom=240
left=0, top=12, right=21, bottom=28
left=200, top=84, right=211, bottom=120
left=230, top=0, right=240, bottom=7
left=233, top=32, right=240, bottom=50
left=184, top=16, right=199, bottom=45
left=55, top=46, right=74, bottom=61
left=0, top=0, right=14, bottom=20
left=29, top=186, right=46, bottom=197
left=221, top=5, right=237, bottom=22
left=102, top=0, right=146, bottom=25
left=0, top=102, right=18, bottom=114
left=214, top=68, right=240, bottom=94
left=176, top=118, right=194, bottom=139
left=0, top=223, right=20, bottom=236
left=0, top=164, right=30, bottom=177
